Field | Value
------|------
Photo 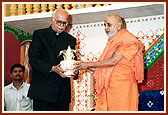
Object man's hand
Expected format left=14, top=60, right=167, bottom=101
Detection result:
left=51, top=64, right=67, bottom=78
left=74, top=61, right=89, bottom=70
left=70, top=69, right=79, bottom=78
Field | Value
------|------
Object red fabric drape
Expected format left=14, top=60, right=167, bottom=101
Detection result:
left=4, top=32, right=20, bottom=86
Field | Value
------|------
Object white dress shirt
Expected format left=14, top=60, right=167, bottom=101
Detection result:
left=4, top=82, right=33, bottom=111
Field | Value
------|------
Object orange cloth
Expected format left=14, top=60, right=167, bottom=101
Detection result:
left=94, top=29, right=144, bottom=111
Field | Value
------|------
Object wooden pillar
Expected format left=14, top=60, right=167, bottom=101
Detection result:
left=56, top=4, right=63, bottom=9
left=10, top=4, right=17, bottom=16
left=26, top=4, right=33, bottom=15
left=18, top=4, right=25, bottom=15
left=71, top=4, right=77, bottom=10
left=33, top=4, right=40, bottom=14
left=41, top=4, right=47, bottom=13
left=20, top=45, right=25, bottom=66
left=4, top=4, right=10, bottom=16
left=64, top=4, right=70, bottom=10
left=49, top=4, right=55, bottom=12
left=80, top=4, right=86, bottom=9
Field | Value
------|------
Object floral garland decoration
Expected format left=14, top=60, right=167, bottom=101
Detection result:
left=4, top=24, right=32, bottom=46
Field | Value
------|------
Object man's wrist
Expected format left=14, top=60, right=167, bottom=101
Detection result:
left=50, top=66, right=54, bottom=72
left=87, top=62, right=92, bottom=68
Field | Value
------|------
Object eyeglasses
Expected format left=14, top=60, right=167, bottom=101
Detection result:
left=104, top=23, right=112, bottom=27
left=53, top=17, right=68, bottom=26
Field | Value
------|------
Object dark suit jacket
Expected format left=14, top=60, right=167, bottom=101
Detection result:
left=28, top=26, right=77, bottom=103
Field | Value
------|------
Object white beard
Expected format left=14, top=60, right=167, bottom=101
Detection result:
left=105, top=30, right=116, bottom=38
left=108, top=33, right=116, bottom=38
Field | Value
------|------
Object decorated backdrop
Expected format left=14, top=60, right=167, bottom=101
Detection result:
left=69, top=14, right=164, bottom=111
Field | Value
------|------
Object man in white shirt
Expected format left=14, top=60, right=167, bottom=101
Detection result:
left=4, top=64, right=33, bottom=111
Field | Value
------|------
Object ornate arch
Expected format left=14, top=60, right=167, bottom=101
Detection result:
left=4, top=24, right=32, bottom=46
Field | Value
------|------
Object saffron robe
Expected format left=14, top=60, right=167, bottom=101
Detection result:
left=94, top=29, right=144, bottom=111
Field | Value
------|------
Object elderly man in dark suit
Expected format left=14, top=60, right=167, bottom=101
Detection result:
left=28, top=8, right=78, bottom=111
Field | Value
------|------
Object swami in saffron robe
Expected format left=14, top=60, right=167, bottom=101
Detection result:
left=94, top=29, right=144, bottom=111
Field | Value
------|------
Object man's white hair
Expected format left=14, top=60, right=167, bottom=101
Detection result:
left=52, top=8, right=69, bottom=18
left=52, top=10, right=57, bottom=18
